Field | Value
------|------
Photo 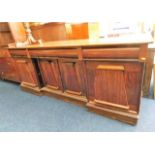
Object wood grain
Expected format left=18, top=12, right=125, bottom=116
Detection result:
left=0, top=49, right=20, bottom=82
left=6, top=39, right=150, bottom=124
left=38, top=59, right=63, bottom=90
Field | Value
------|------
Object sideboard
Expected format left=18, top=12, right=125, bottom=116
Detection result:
left=7, top=35, right=152, bottom=124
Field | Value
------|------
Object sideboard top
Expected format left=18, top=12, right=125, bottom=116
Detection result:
left=8, top=34, right=153, bottom=50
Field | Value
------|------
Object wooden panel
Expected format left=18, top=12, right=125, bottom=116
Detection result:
left=83, top=48, right=140, bottom=59
left=86, top=61, right=143, bottom=112
left=15, top=58, right=39, bottom=87
left=94, top=64, right=129, bottom=110
left=5, top=40, right=149, bottom=124
left=38, top=59, right=62, bottom=90
left=0, top=49, right=10, bottom=57
left=29, top=49, right=79, bottom=58
left=0, top=57, right=20, bottom=82
left=59, top=59, right=84, bottom=96
left=9, top=50, right=28, bottom=57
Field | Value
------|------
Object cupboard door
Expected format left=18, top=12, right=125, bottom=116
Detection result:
left=94, top=64, right=129, bottom=110
left=15, top=58, right=39, bottom=87
left=86, top=61, right=143, bottom=112
left=3, top=58, right=20, bottom=82
left=59, top=59, right=85, bottom=96
left=38, top=59, right=62, bottom=90
left=0, top=58, right=20, bottom=82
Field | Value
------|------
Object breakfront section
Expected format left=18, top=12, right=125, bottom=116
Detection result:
left=29, top=49, right=87, bottom=103
left=9, top=49, right=41, bottom=94
left=83, top=46, right=146, bottom=124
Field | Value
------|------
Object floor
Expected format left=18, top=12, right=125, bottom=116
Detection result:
left=0, top=80, right=155, bottom=132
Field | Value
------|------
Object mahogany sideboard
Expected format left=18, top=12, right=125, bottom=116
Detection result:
left=7, top=35, right=152, bottom=125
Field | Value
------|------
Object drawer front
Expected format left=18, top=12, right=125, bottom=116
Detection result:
left=29, top=49, right=79, bottom=58
left=9, top=50, right=28, bottom=57
left=0, top=49, right=10, bottom=58
left=83, top=48, right=140, bottom=59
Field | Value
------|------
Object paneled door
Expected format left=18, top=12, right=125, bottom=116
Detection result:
left=86, top=61, right=143, bottom=112
left=15, top=58, right=39, bottom=87
left=38, top=59, right=63, bottom=90
left=58, top=58, right=86, bottom=96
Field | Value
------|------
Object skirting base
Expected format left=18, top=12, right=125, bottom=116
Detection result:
left=21, top=83, right=42, bottom=96
left=87, top=101, right=138, bottom=125
left=41, top=87, right=87, bottom=107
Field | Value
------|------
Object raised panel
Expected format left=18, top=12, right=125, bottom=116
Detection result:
left=39, top=59, right=62, bottom=90
left=29, top=49, right=79, bottom=58
left=86, top=61, right=143, bottom=113
left=9, top=50, right=28, bottom=57
left=15, top=58, right=38, bottom=86
left=94, top=64, right=129, bottom=110
left=59, top=59, right=83, bottom=96
left=83, top=48, right=140, bottom=59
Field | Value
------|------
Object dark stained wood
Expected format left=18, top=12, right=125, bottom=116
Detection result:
left=95, top=65, right=129, bottom=109
left=38, top=59, right=63, bottom=90
left=7, top=36, right=151, bottom=124
left=1, top=58, right=20, bottom=82
left=0, top=49, right=20, bottom=82
left=85, top=61, right=143, bottom=114
left=9, top=50, right=28, bottom=57
left=42, top=89, right=87, bottom=106
left=87, top=102, right=138, bottom=125
left=14, top=58, right=40, bottom=92
left=28, top=49, right=79, bottom=58
left=58, top=58, right=86, bottom=96
left=83, top=47, right=140, bottom=59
